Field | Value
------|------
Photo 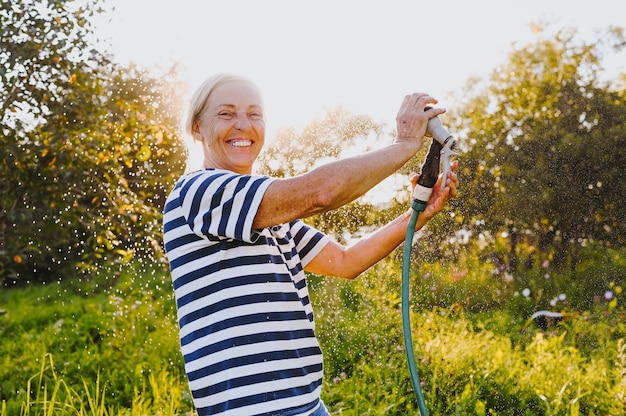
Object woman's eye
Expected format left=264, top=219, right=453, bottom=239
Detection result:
left=218, top=112, right=233, bottom=119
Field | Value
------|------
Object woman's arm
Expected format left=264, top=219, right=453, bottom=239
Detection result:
left=304, top=161, right=458, bottom=279
left=253, top=94, right=445, bottom=229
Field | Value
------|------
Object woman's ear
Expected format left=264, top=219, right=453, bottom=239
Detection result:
left=191, top=120, right=202, bottom=142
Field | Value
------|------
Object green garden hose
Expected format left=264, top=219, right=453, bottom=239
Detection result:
left=401, top=109, right=457, bottom=415
left=401, top=131, right=445, bottom=415
left=402, top=201, right=429, bottom=416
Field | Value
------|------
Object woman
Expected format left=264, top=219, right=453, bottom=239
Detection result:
left=163, top=73, right=458, bottom=416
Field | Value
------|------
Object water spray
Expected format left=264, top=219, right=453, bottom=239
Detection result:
left=402, top=108, right=458, bottom=415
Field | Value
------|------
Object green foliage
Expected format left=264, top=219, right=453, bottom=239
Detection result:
left=1, top=0, right=103, bottom=281
left=449, top=23, right=626, bottom=272
left=308, top=257, right=626, bottom=415
left=0, top=0, right=187, bottom=283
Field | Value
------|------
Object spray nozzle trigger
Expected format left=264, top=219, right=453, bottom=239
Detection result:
left=439, top=141, right=458, bottom=190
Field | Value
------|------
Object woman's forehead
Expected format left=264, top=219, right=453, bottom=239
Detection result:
left=210, top=80, right=263, bottom=108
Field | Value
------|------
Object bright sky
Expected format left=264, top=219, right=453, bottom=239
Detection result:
left=96, top=0, right=626, bottom=139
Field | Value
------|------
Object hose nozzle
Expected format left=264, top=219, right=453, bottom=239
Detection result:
left=425, top=107, right=458, bottom=190
left=426, top=116, right=457, bottom=151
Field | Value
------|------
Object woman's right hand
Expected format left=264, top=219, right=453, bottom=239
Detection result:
left=395, top=93, right=446, bottom=151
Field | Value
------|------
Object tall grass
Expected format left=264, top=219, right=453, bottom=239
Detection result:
left=1, top=245, right=625, bottom=415
left=1, top=352, right=187, bottom=415
left=0, top=261, right=193, bottom=416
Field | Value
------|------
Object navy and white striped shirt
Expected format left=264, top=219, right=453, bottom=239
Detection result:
left=163, top=169, right=330, bottom=416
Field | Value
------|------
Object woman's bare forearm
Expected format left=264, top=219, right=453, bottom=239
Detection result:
left=254, top=141, right=420, bottom=228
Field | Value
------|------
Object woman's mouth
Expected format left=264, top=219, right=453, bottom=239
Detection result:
left=228, top=139, right=253, bottom=148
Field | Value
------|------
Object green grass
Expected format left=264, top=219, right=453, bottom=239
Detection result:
left=1, top=250, right=625, bottom=415
left=0, top=260, right=193, bottom=416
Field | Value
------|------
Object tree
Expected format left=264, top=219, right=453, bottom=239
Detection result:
left=0, top=0, right=186, bottom=283
left=449, top=23, right=626, bottom=271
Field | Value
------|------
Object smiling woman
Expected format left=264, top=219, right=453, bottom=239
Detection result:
left=162, top=72, right=458, bottom=415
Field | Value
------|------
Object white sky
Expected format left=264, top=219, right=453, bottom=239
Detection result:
left=95, top=0, right=626, bottom=139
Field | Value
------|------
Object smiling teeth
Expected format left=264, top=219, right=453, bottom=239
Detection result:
left=231, top=140, right=252, bottom=147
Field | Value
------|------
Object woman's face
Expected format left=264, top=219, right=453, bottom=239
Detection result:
left=193, top=79, right=265, bottom=174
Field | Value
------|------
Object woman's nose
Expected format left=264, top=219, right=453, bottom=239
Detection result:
left=234, top=115, right=251, bottom=130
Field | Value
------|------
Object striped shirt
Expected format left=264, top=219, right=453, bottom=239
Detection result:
left=163, top=169, right=330, bottom=416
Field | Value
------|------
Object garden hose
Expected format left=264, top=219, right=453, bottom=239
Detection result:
left=402, top=206, right=429, bottom=415
left=402, top=139, right=441, bottom=416
left=401, top=109, right=457, bottom=415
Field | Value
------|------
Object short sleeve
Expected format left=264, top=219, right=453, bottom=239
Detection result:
left=178, top=169, right=275, bottom=243
left=290, top=220, right=331, bottom=267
